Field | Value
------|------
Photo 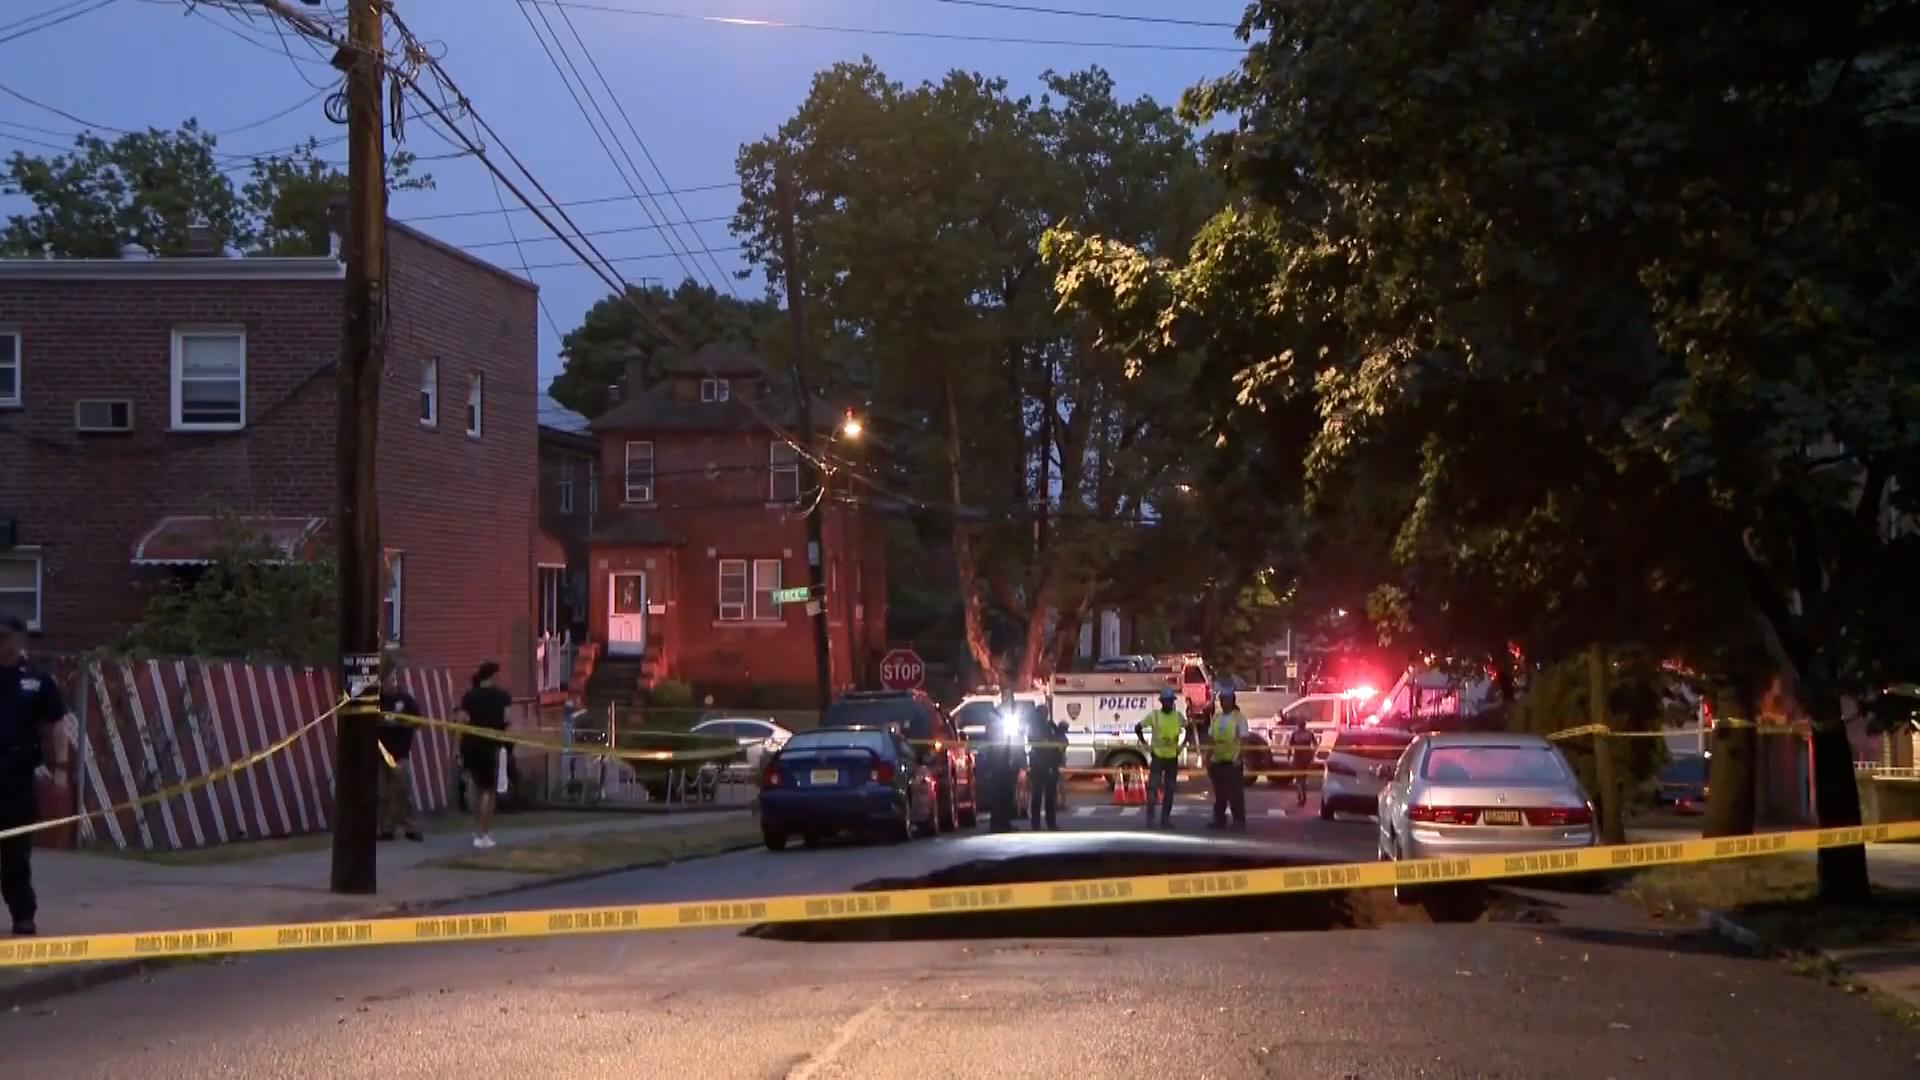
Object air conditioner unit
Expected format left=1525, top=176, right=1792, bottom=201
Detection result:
left=74, top=398, right=134, bottom=432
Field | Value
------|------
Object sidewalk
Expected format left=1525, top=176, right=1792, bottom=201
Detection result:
left=1628, top=818, right=1920, bottom=1011
left=0, top=807, right=751, bottom=1006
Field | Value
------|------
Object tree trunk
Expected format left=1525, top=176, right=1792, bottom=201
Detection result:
left=1703, top=681, right=1759, bottom=838
left=944, top=366, right=996, bottom=682
left=1807, top=692, right=1872, bottom=903
left=1588, top=648, right=1626, bottom=844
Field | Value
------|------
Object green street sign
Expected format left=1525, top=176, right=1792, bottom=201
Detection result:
left=773, top=586, right=813, bottom=604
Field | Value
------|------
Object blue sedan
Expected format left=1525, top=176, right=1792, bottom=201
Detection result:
left=757, top=728, right=937, bottom=850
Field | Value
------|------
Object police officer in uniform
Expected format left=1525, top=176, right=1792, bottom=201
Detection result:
left=0, top=615, right=73, bottom=936
left=986, top=693, right=1024, bottom=833
left=1026, top=704, right=1066, bottom=830
left=1134, top=687, right=1189, bottom=828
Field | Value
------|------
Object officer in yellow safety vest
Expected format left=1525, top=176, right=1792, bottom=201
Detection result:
left=1207, top=686, right=1249, bottom=831
left=1134, top=687, right=1190, bottom=828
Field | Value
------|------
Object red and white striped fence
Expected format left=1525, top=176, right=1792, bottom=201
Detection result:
left=64, top=658, right=462, bottom=853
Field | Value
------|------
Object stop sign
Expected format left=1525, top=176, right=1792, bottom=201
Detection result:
left=879, top=648, right=925, bottom=690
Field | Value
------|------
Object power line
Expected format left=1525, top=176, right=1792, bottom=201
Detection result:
left=513, top=244, right=744, bottom=272
left=460, top=213, right=730, bottom=250
left=928, top=0, right=1241, bottom=30
left=512, top=0, right=711, bottom=290
left=0, top=0, right=118, bottom=47
left=529, top=0, right=1247, bottom=53
left=548, top=0, right=742, bottom=297
left=398, top=182, right=735, bottom=222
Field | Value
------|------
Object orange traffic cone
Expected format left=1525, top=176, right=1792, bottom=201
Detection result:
left=1111, top=770, right=1131, bottom=806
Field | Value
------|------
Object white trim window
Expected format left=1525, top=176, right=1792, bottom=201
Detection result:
left=717, top=558, right=748, bottom=621
left=624, top=440, right=655, bottom=504
left=466, top=373, right=484, bottom=437
left=769, top=441, right=800, bottom=502
left=557, top=463, right=574, bottom=514
left=700, top=377, right=730, bottom=403
left=382, top=552, right=404, bottom=644
left=752, top=558, right=783, bottom=621
left=0, top=329, right=19, bottom=407
left=0, top=551, right=41, bottom=631
left=537, top=564, right=565, bottom=637
left=171, top=327, right=246, bottom=431
left=420, top=357, right=438, bottom=427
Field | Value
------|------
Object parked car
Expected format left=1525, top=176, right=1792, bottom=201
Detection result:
left=820, top=690, right=978, bottom=830
left=688, top=716, right=793, bottom=780
left=757, top=727, right=937, bottom=850
left=1377, top=732, right=1597, bottom=900
left=1321, top=726, right=1417, bottom=820
left=1654, top=755, right=1709, bottom=813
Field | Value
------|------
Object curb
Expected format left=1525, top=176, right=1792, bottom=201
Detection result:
left=1706, top=911, right=1763, bottom=952
left=0, top=831, right=762, bottom=1012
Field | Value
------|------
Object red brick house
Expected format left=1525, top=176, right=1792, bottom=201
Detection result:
left=0, top=222, right=541, bottom=692
left=582, top=345, right=887, bottom=706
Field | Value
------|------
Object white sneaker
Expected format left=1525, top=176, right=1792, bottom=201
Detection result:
left=479, top=835, right=497, bottom=849
left=472, top=836, right=488, bottom=849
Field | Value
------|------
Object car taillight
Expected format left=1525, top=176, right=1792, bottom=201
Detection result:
left=760, top=764, right=780, bottom=787
left=874, top=761, right=896, bottom=784
left=1408, top=804, right=1478, bottom=825
left=1524, top=805, right=1594, bottom=827
left=1325, top=760, right=1357, bottom=776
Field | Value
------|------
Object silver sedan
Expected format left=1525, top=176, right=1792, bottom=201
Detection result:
left=1376, top=731, right=1597, bottom=870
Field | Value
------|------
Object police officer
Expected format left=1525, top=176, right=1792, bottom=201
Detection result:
left=1134, top=687, right=1188, bottom=828
left=1207, top=687, right=1249, bottom=831
left=0, top=614, right=73, bottom=936
left=986, top=699, right=1024, bottom=832
left=377, top=657, right=425, bottom=843
left=1026, top=704, right=1066, bottom=830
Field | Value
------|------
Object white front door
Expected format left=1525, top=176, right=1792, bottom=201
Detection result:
left=608, top=572, right=647, bottom=656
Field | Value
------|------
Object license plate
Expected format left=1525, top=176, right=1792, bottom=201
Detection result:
left=1482, top=809, right=1523, bottom=826
left=809, top=769, right=840, bottom=786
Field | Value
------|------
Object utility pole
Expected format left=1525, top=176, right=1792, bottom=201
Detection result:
left=775, top=167, right=834, bottom=714
left=331, top=0, right=387, bottom=895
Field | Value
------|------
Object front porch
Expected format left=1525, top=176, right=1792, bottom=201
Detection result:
left=584, top=517, right=686, bottom=709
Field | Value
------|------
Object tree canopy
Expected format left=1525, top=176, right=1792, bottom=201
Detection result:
left=1, top=121, right=429, bottom=258
left=546, top=281, right=781, bottom=418
left=1046, top=0, right=1920, bottom=897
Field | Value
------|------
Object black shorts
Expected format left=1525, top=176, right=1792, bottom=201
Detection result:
left=459, top=737, right=500, bottom=784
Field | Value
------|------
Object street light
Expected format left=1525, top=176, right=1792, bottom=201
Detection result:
left=839, top=410, right=863, bottom=440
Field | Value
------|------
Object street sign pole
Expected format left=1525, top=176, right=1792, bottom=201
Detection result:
left=776, top=168, right=834, bottom=715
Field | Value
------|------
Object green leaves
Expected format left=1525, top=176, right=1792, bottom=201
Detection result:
left=547, top=282, right=780, bottom=419
left=1, top=122, right=433, bottom=259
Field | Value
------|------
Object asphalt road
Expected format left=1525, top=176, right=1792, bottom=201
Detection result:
left=6, top=785, right=1918, bottom=1078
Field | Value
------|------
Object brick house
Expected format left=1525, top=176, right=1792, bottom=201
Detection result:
left=0, top=222, right=541, bottom=692
left=582, top=345, right=887, bottom=706
left=534, top=393, right=595, bottom=694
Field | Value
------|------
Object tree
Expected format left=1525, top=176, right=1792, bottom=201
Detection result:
left=734, top=61, right=1216, bottom=685
left=2, top=122, right=430, bottom=258
left=1049, top=0, right=1920, bottom=898
left=119, top=516, right=337, bottom=665
left=547, top=281, right=782, bottom=418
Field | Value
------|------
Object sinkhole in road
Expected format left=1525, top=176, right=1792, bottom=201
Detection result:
left=745, top=850, right=1560, bottom=943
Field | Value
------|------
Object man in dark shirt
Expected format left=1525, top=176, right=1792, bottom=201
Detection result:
left=1025, top=705, right=1066, bottom=831
left=458, top=661, right=513, bottom=849
left=0, top=614, right=72, bottom=936
left=377, top=659, right=424, bottom=842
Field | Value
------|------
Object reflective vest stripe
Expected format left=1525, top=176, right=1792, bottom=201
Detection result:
left=1210, top=711, right=1244, bottom=763
left=1149, top=711, right=1182, bottom=758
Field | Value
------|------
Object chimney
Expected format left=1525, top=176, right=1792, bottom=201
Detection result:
left=185, top=224, right=222, bottom=257
left=619, top=345, right=649, bottom=399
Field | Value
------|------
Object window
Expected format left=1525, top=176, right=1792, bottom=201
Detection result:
left=171, top=328, right=245, bottom=430
left=557, top=464, right=574, bottom=514
left=717, top=558, right=748, bottom=621
left=0, top=330, right=18, bottom=407
left=752, top=558, right=782, bottom=621
left=466, top=373, right=483, bottom=437
left=0, top=552, right=41, bottom=631
left=587, top=460, right=599, bottom=517
left=624, top=440, right=655, bottom=503
left=1419, top=744, right=1569, bottom=784
left=769, top=441, right=800, bottom=502
left=420, top=358, right=438, bottom=426
left=382, top=553, right=404, bottom=644
left=700, top=378, right=730, bottom=403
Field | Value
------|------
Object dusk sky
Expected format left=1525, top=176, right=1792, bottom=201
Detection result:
left=0, top=0, right=1246, bottom=398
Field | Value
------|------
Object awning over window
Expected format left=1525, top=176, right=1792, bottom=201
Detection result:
left=132, top=515, right=326, bottom=566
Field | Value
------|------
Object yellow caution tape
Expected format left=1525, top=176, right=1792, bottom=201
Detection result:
left=0, top=700, right=343, bottom=843
left=3, top=818, right=1915, bottom=969
left=387, top=710, right=748, bottom=766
